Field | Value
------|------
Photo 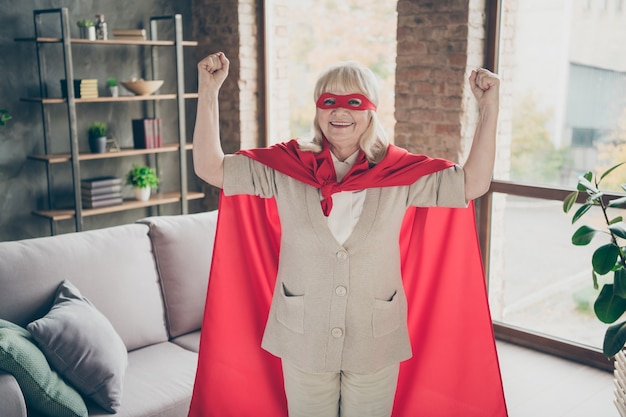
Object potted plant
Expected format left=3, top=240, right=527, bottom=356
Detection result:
left=126, top=164, right=159, bottom=201
left=88, top=122, right=107, bottom=153
left=564, top=162, right=626, bottom=416
left=563, top=162, right=626, bottom=357
left=77, top=19, right=95, bottom=40
left=107, top=77, right=118, bottom=97
left=0, top=109, right=11, bottom=126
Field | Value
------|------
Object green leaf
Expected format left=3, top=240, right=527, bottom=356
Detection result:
left=603, top=320, right=626, bottom=357
left=577, top=174, right=597, bottom=193
left=571, top=225, right=601, bottom=246
left=595, top=284, right=626, bottom=323
left=600, top=162, right=626, bottom=182
left=592, top=244, right=620, bottom=275
left=588, top=191, right=605, bottom=202
left=593, top=270, right=599, bottom=290
left=571, top=204, right=592, bottom=224
left=615, top=268, right=626, bottom=298
left=610, top=216, right=624, bottom=225
left=563, top=191, right=578, bottom=213
left=609, top=197, right=626, bottom=208
left=609, top=223, right=626, bottom=239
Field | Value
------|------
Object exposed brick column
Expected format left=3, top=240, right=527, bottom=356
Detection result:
left=191, top=0, right=263, bottom=207
left=191, top=0, right=262, bottom=154
left=395, top=0, right=487, bottom=163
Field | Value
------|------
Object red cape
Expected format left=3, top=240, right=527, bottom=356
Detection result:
left=189, top=140, right=507, bottom=416
left=188, top=194, right=507, bottom=417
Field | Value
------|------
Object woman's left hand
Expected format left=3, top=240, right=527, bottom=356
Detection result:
left=469, top=68, right=500, bottom=108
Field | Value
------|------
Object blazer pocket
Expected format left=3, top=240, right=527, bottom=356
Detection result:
left=276, top=283, right=305, bottom=334
left=372, top=291, right=400, bottom=338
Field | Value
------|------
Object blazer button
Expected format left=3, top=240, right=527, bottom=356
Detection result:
left=331, top=327, right=344, bottom=338
left=335, top=286, right=347, bottom=297
left=336, top=250, right=348, bottom=260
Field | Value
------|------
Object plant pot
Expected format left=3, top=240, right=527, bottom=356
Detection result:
left=133, top=187, right=151, bottom=202
left=108, top=86, right=119, bottom=97
left=88, top=136, right=107, bottom=153
left=616, top=350, right=626, bottom=416
left=79, top=26, right=96, bottom=41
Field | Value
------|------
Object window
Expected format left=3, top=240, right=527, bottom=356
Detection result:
left=264, top=0, right=397, bottom=145
left=489, top=0, right=626, bottom=354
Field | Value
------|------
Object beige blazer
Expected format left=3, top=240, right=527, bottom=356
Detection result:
left=223, top=154, right=467, bottom=373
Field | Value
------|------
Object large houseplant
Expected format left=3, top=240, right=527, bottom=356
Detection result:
left=563, top=162, right=626, bottom=357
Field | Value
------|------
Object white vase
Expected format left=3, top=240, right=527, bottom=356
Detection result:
left=109, top=86, right=119, bottom=97
left=615, top=350, right=626, bottom=416
left=133, top=187, right=151, bottom=201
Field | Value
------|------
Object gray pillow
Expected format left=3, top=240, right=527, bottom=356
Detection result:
left=27, top=281, right=128, bottom=413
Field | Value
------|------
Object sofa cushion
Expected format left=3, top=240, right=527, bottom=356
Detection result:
left=138, top=211, right=217, bottom=338
left=170, top=331, right=200, bottom=353
left=0, top=371, right=27, bottom=417
left=0, top=223, right=168, bottom=351
left=0, top=319, right=88, bottom=417
left=28, top=281, right=128, bottom=413
left=86, top=342, right=197, bottom=417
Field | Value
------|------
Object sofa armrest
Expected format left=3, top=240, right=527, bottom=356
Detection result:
left=0, top=370, right=27, bottom=417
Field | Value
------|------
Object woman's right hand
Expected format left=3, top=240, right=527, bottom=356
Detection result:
left=197, top=52, right=229, bottom=92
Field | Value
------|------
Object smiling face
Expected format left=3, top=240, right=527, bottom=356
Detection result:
left=315, top=92, right=374, bottom=159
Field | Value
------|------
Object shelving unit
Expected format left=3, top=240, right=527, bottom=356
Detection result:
left=18, top=8, right=201, bottom=235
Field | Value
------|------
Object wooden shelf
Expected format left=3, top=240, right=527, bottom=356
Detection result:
left=14, top=37, right=198, bottom=47
left=29, top=143, right=193, bottom=164
left=33, top=191, right=204, bottom=221
left=21, top=93, right=198, bottom=104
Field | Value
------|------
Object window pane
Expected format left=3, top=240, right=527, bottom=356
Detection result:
left=489, top=194, right=615, bottom=349
left=497, top=0, right=626, bottom=190
left=265, top=0, right=397, bottom=144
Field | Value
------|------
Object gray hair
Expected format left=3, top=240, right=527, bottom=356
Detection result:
left=299, top=61, right=389, bottom=164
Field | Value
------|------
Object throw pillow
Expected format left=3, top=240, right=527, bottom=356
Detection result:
left=0, top=318, right=88, bottom=417
left=28, top=280, right=128, bottom=413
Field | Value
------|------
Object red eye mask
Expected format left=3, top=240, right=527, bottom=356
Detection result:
left=315, top=93, right=377, bottom=111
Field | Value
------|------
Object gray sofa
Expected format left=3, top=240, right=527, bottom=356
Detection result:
left=0, top=211, right=218, bottom=417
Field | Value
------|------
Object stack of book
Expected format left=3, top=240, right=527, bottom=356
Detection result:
left=112, top=29, right=147, bottom=41
left=60, top=79, right=98, bottom=99
left=132, top=118, right=162, bottom=149
left=81, top=176, right=123, bottom=209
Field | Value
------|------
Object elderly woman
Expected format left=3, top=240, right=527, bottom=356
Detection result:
left=189, top=52, right=506, bottom=417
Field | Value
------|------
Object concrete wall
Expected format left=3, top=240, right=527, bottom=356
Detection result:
left=0, top=0, right=200, bottom=240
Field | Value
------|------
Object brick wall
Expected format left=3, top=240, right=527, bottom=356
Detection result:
left=395, top=0, right=487, bottom=163
left=191, top=0, right=262, bottom=154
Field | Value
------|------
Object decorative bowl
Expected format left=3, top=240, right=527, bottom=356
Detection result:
left=121, top=79, right=164, bottom=96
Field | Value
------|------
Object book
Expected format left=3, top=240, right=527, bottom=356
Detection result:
left=82, top=197, right=123, bottom=209
left=112, top=29, right=147, bottom=40
left=80, top=184, right=123, bottom=196
left=61, top=79, right=99, bottom=98
left=132, top=118, right=162, bottom=149
left=81, top=190, right=122, bottom=201
left=81, top=176, right=123, bottom=189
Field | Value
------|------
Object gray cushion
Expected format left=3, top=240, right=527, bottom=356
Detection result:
left=86, top=342, right=197, bottom=417
left=0, top=223, right=169, bottom=351
left=28, top=281, right=128, bottom=413
left=139, top=211, right=217, bottom=338
left=0, top=319, right=88, bottom=417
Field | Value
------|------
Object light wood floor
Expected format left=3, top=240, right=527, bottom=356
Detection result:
left=497, top=340, right=618, bottom=417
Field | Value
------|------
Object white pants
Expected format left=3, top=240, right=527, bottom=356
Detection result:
left=281, top=360, right=400, bottom=417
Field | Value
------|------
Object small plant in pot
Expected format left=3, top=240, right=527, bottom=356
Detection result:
left=77, top=19, right=95, bottom=40
left=563, top=162, right=626, bottom=357
left=107, top=77, right=118, bottom=97
left=88, top=122, right=107, bottom=153
left=126, top=164, right=159, bottom=201
left=0, top=109, right=11, bottom=126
